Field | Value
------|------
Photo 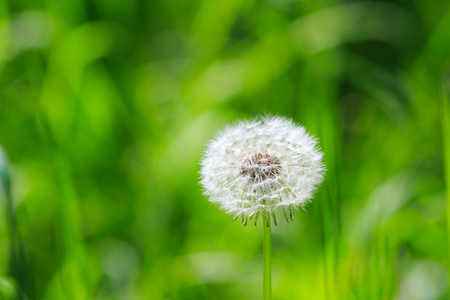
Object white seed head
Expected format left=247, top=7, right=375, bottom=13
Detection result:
left=199, top=116, right=325, bottom=226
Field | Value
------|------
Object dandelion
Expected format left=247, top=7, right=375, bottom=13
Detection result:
left=199, top=115, right=325, bottom=300
left=200, top=115, right=325, bottom=225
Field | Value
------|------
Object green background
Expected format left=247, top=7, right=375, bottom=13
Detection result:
left=1, top=0, right=450, bottom=299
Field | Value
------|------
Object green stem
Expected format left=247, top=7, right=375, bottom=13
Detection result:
left=441, top=73, right=450, bottom=288
left=263, top=213, right=272, bottom=300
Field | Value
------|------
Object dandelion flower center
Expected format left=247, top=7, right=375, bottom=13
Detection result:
left=239, top=153, right=281, bottom=181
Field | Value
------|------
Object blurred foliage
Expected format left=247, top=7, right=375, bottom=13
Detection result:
left=1, top=0, right=450, bottom=299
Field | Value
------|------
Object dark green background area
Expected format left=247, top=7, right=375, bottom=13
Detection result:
left=1, top=0, right=450, bottom=299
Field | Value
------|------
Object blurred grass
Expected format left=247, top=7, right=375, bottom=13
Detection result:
left=441, top=70, right=450, bottom=290
left=0, top=147, right=18, bottom=300
left=1, top=0, right=450, bottom=299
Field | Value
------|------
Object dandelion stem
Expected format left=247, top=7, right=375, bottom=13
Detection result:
left=263, top=213, right=272, bottom=300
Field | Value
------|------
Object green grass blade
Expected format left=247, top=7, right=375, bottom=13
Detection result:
left=441, top=73, right=450, bottom=283
left=0, top=147, right=28, bottom=300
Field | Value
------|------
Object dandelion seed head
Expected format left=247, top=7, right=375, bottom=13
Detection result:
left=199, top=115, right=325, bottom=225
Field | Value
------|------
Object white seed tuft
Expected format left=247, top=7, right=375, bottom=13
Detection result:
left=199, top=116, right=325, bottom=226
